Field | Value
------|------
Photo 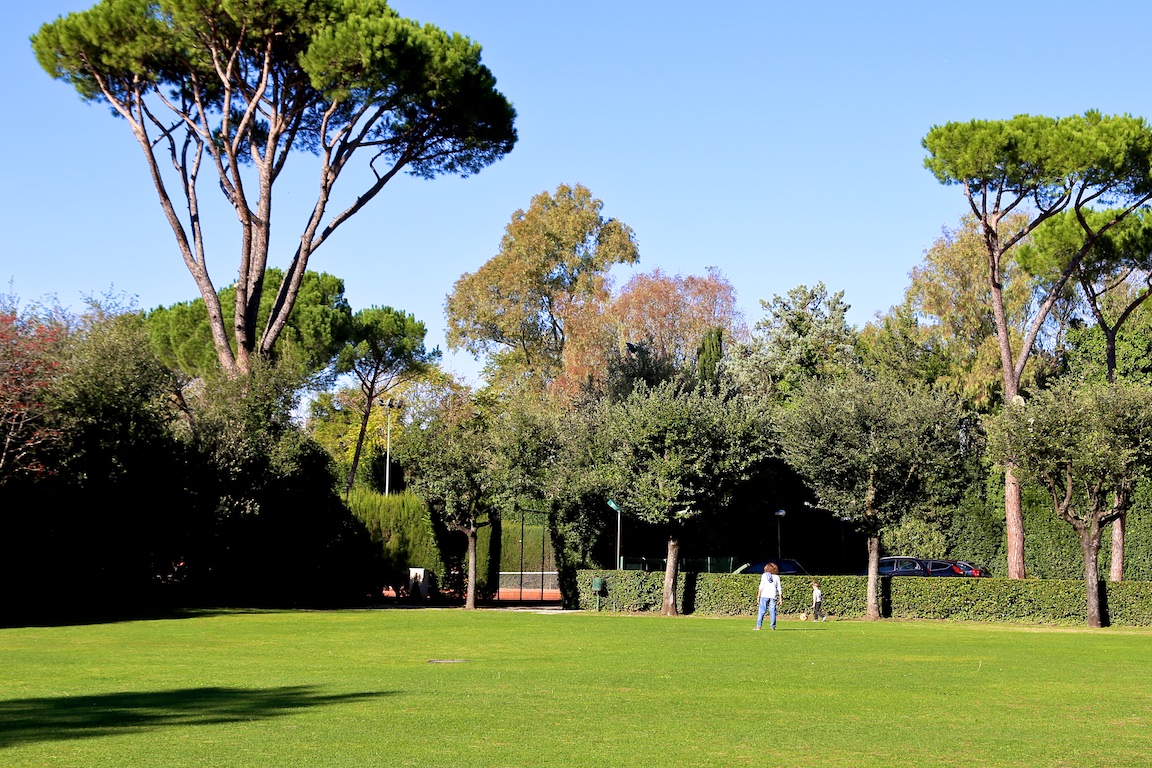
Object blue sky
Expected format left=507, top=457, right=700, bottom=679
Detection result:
left=5, top=1, right=1152, bottom=382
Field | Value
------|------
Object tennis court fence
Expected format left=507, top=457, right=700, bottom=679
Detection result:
left=497, top=571, right=561, bottom=601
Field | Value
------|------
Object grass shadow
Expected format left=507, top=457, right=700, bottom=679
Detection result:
left=0, top=686, right=396, bottom=748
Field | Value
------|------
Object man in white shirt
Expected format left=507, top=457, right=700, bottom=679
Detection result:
left=755, top=562, right=782, bottom=630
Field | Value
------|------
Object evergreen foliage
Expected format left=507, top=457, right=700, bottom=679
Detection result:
left=347, top=489, right=443, bottom=591
left=34, top=0, right=516, bottom=376
left=576, top=571, right=1152, bottom=626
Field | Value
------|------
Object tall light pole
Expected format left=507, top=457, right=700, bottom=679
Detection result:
left=775, top=509, right=786, bottom=560
left=380, top=398, right=403, bottom=496
left=607, top=499, right=622, bottom=569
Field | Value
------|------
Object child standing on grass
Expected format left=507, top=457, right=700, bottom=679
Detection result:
left=811, top=581, right=825, bottom=622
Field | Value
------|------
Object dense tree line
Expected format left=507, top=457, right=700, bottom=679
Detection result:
left=390, top=140, right=1152, bottom=625
left=0, top=298, right=379, bottom=622
left=23, top=2, right=1152, bottom=630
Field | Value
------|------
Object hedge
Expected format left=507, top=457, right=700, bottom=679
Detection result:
left=575, top=571, right=1152, bottom=626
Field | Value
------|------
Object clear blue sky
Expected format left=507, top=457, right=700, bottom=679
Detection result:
left=4, top=1, right=1152, bottom=382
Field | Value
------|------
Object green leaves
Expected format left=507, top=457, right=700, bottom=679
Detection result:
left=724, top=282, right=859, bottom=403
left=923, top=112, right=1152, bottom=210
left=34, top=1, right=516, bottom=375
left=779, top=376, right=970, bottom=535
left=987, top=380, right=1152, bottom=521
left=33, top=0, right=178, bottom=102
left=146, top=270, right=353, bottom=378
left=598, top=381, right=771, bottom=528
left=334, top=306, right=437, bottom=382
left=445, top=184, right=639, bottom=386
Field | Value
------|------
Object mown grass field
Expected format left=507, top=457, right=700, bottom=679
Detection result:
left=2, top=609, right=1150, bottom=767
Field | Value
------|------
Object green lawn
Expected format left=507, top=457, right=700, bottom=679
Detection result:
left=2, top=609, right=1150, bottom=767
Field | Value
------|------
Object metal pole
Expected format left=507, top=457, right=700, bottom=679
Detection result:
left=384, top=405, right=393, bottom=496
left=541, top=514, right=546, bottom=601
left=775, top=509, right=786, bottom=559
left=616, top=507, right=622, bottom=570
left=607, top=499, right=622, bottom=570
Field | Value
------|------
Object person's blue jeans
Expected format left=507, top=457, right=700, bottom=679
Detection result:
left=756, top=597, right=776, bottom=629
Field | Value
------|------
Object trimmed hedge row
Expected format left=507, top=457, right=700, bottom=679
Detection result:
left=575, top=571, right=1152, bottom=626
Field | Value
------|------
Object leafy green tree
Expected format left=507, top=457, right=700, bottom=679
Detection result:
left=540, top=405, right=615, bottom=606
left=1027, top=209, right=1152, bottom=580
left=723, top=282, right=859, bottom=402
left=987, top=381, right=1152, bottom=627
left=923, top=111, right=1152, bottom=578
left=181, top=353, right=376, bottom=605
left=598, top=382, right=771, bottom=616
left=695, top=327, right=724, bottom=386
left=4, top=303, right=190, bottom=615
left=1027, top=209, right=1152, bottom=385
left=146, top=270, right=353, bottom=378
left=35, top=0, right=516, bottom=377
left=445, top=183, right=638, bottom=389
left=1064, top=299, right=1152, bottom=386
left=394, top=383, right=499, bottom=609
left=602, top=340, right=679, bottom=402
left=778, top=376, right=970, bottom=619
left=857, top=305, right=954, bottom=391
left=875, top=214, right=1045, bottom=410
left=335, top=307, right=439, bottom=494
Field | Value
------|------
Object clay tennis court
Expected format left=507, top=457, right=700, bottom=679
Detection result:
left=496, top=571, right=560, bottom=602
left=496, top=586, right=561, bottom=601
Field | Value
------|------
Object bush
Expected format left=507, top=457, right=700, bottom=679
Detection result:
left=575, top=571, right=1152, bottom=626
left=347, top=489, right=443, bottom=585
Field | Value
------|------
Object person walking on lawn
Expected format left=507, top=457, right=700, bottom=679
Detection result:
left=811, top=580, right=826, bottom=621
left=755, top=562, right=782, bottom=630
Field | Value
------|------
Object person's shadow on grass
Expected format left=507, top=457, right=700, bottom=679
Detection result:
left=0, top=686, right=395, bottom=748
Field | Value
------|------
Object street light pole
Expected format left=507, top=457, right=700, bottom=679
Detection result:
left=607, top=499, right=622, bottom=569
left=380, top=398, right=402, bottom=496
left=775, top=509, right=786, bottom=560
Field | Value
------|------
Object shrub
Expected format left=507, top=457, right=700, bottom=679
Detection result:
left=348, top=489, right=443, bottom=587
left=575, top=571, right=1152, bottom=626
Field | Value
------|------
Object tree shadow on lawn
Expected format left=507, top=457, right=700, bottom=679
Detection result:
left=0, top=607, right=268, bottom=630
left=0, top=686, right=396, bottom=748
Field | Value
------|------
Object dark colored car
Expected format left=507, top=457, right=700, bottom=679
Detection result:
left=733, top=558, right=810, bottom=576
left=923, top=559, right=967, bottom=577
left=862, top=557, right=985, bottom=577
left=873, top=556, right=929, bottom=576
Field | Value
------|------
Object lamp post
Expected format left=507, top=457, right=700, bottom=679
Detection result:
left=607, top=499, right=622, bottom=569
left=775, top=509, right=786, bottom=560
left=380, top=397, right=403, bottom=496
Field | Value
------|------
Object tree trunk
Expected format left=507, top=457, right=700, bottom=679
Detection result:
left=1005, top=466, right=1026, bottom=579
left=344, top=398, right=375, bottom=495
left=465, top=528, right=478, bottom=610
left=1110, top=515, right=1126, bottom=582
left=1081, top=521, right=1103, bottom=628
left=865, top=534, right=881, bottom=621
left=661, top=535, right=680, bottom=617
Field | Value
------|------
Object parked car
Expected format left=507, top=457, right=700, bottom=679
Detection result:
left=861, top=557, right=987, bottom=577
left=872, top=556, right=929, bottom=576
left=733, top=558, right=810, bottom=576
left=946, top=559, right=990, bottom=577
left=923, top=559, right=967, bottom=577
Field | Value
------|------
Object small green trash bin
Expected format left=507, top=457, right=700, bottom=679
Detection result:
left=591, top=577, right=606, bottom=611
